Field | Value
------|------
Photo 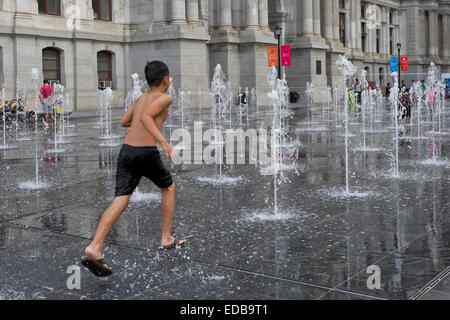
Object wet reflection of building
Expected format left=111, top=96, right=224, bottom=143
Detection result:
left=393, top=180, right=405, bottom=290
left=426, top=181, right=442, bottom=268
left=0, top=224, right=6, bottom=249
left=99, top=149, right=117, bottom=178
left=40, top=213, right=67, bottom=234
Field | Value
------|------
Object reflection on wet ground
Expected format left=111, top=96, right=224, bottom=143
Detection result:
left=1, top=101, right=450, bottom=300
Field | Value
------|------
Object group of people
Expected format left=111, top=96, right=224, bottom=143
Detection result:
left=39, top=80, right=64, bottom=127
left=0, top=80, right=65, bottom=124
left=39, top=80, right=67, bottom=127
left=349, top=77, right=447, bottom=126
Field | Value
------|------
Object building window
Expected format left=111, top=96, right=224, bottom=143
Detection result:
left=97, top=51, right=112, bottom=89
left=361, top=2, right=366, bottom=19
left=42, top=48, right=61, bottom=84
left=361, top=22, right=367, bottom=52
left=389, top=28, right=394, bottom=55
left=316, top=60, right=322, bottom=75
left=93, top=0, right=112, bottom=21
left=379, top=67, right=384, bottom=85
left=389, top=10, right=394, bottom=24
left=376, top=29, right=380, bottom=53
left=339, top=0, right=345, bottom=9
left=339, top=13, right=346, bottom=46
left=38, top=0, right=61, bottom=16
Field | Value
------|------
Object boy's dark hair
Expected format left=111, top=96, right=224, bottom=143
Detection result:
left=145, top=61, right=169, bottom=87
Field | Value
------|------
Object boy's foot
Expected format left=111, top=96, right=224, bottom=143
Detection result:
left=159, top=236, right=187, bottom=251
left=81, top=257, right=112, bottom=277
left=82, top=245, right=112, bottom=277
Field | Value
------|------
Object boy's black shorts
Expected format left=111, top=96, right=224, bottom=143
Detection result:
left=115, top=144, right=173, bottom=197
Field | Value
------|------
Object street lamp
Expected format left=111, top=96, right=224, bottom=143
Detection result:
left=397, top=42, right=402, bottom=90
left=275, top=25, right=282, bottom=80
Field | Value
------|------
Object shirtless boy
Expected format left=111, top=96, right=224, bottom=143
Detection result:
left=82, top=61, right=186, bottom=277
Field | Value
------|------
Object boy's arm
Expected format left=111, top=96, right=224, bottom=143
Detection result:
left=141, top=95, right=175, bottom=161
left=120, top=99, right=137, bottom=127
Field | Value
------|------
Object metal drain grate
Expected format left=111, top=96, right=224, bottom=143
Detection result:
left=409, top=265, right=450, bottom=300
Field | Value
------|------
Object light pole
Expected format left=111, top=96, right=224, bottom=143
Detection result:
left=397, top=43, right=402, bottom=90
left=275, top=26, right=282, bottom=80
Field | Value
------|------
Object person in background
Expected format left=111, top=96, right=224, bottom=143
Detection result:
left=354, top=79, right=362, bottom=104
left=39, top=80, right=53, bottom=126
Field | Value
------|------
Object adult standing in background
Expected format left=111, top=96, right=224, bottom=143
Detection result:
left=39, top=80, right=53, bottom=127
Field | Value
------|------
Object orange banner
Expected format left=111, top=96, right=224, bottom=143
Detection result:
left=267, top=46, right=278, bottom=67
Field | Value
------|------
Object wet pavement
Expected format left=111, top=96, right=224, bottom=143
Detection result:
left=1, top=99, right=450, bottom=300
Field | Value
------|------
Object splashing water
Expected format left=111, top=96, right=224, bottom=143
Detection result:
left=336, top=55, right=357, bottom=193
left=389, top=71, right=400, bottom=178
left=98, top=88, right=120, bottom=147
left=267, top=66, right=292, bottom=216
left=130, top=190, right=161, bottom=203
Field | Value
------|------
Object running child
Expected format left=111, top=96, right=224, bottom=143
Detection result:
left=82, top=61, right=186, bottom=277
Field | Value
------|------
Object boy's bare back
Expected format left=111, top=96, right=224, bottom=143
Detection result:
left=122, top=91, right=172, bottom=147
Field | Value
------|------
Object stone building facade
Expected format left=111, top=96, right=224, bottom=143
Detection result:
left=0, top=0, right=449, bottom=109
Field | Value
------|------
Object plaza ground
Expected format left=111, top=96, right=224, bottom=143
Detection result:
left=1, top=101, right=450, bottom=300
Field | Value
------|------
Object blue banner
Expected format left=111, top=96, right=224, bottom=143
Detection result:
left=390, top=57, right=398, bottom=72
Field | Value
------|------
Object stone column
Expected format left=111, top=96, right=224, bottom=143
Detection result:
left=383, top=8, right=389, bottom=54
left=258, top=0, right=269, bottom=29
left=199, top=0, right=209, bottom=21
left=152, top=0, right=164, bottom=24
left=355, top=0, right=361, bottom=50
left=187, top=0, right=199, bottom=22
left=332, top=0, right=340, bottom=40
left=302, top=0, right=314, bottom=35
left=443, top=14, right=449, bottom=58
left=429, top=10, right=438, bottom=56
left=345, top=4, right=351, bottom=47
left=322, top=0, right=333, bottom=40
left=245, top=0, right=259, bottom=29
left=209, top=0, right=217, bottom=28
left=170, top=0, right=186, bottom=24
left=219, top=0, right=232, bottom=29
left=313, top=0, right=321, bottom=36
left=232, top=0, right=241, bottom=29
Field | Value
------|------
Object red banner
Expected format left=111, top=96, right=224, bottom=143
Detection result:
left=281, top=45, right=291, bottom=66
left=400, top=56, right=408, bottom=71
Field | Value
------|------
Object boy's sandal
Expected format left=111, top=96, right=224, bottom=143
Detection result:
left=158, top=237, right=187, bottom=251
left=81, top=257, right=113, bottom=277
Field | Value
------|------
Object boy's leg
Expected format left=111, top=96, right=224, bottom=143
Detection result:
left=160, top=183, right=185, bottom=246
left=85, top=195, right=131, bottom=261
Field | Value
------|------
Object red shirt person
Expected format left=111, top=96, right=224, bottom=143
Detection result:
left=39, top=80, right=54, bottom=125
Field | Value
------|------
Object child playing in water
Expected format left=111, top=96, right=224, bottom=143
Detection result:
left=82, top=61, right=186, bottom=277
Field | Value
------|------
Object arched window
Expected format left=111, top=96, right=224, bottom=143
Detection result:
left=379, top=67, right=384, bottom=85
left=92, top=0, right=112, bottom=21
left=97, top=51, right=112, bottom=89
left=38, top=0, right=61, bottom=16
left=339, top=13, right=346, bottom=46
left=42, top=48, right=61, bottom=85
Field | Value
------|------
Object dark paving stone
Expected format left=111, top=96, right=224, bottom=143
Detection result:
left=151, top=264, right=276, bottom=300
left=419, top=290, right=450, bottom=300
left=224, top=280, right=331, bottom=300
left=317, top=290, right=383, bottom=300
left=335, top=241, right=449, bottom=300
